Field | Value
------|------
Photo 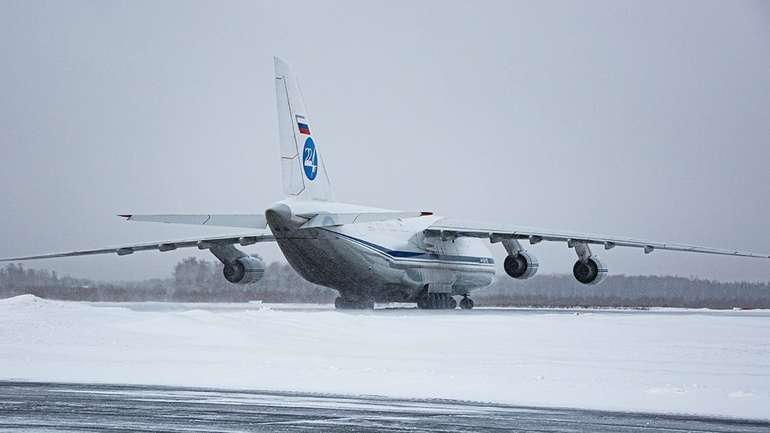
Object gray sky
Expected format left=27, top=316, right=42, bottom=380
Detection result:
left=1, top=0, right=769, bottom=282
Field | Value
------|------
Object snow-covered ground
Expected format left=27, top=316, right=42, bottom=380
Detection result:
left=1, top=295, right=768, bottom=420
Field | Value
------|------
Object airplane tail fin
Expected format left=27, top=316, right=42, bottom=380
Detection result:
left=274, top=57, right=333, bottom=202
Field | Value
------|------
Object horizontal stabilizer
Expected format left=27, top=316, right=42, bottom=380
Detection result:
left=120, top=214, right=267, bottom=229
left=0, top=233, right=275, bottom=262
left=300, top=211, right=433, bottom=229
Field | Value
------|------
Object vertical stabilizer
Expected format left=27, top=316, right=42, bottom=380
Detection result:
left=274, top=57, right=333, bottom=201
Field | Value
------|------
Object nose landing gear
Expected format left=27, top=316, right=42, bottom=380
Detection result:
left=459, top=295, right=474, bottom=310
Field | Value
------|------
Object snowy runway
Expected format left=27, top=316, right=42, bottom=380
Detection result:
left=0, top=295, right=768, bottom=420
left=2, top=381, right=768, bottom=432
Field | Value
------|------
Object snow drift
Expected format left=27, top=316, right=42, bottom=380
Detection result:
left=0, top=295, right=768, bottom=420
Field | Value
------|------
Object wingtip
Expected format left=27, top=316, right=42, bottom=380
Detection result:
left=118, top=214, right=132, bottom=219
left=274, top=56, right=290, bottom=76
left=420, top=211, right=434, bottom=216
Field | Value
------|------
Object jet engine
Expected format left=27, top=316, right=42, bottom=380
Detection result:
left=222, top=255, right=265, bottom=284
left=503, top=252, right=539, bottom=279
left=572, top=257, right=608, bottom=285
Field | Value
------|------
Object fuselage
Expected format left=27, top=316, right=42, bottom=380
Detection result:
left=265, top=200, right=496, bottom=302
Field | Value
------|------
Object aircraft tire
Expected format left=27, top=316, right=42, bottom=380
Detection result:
left=417, top=293, right=458, bottom=310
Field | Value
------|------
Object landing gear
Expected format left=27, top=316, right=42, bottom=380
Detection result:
left=459, top=295, right=474, bottom=310
left=416, top=293, right=458, bottom=310
left=334, top=296, right=374, bottom=310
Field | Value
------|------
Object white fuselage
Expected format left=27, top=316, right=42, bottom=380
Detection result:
left=264, top=200, right=496, bottom=302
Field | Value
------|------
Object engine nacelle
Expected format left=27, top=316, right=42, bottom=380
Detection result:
left=572, top=257, right=608, bottom=285
left=503, top=252, right=539, bottom=279
left=222, top=255, right=265, bottom=284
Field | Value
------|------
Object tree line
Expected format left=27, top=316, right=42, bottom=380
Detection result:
left=0, top=258, right=336, bottom=303
left=474, top=274, right=770, bottom=309
left=1, top=259, right=769, bottom=308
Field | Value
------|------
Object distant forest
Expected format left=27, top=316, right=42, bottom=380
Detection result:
left=1, top=258, right=769, bottom=309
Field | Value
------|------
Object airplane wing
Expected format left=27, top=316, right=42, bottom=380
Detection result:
left=425, top=218, right=769, bottom=259
left=0, top=233, right=275, bottom=262
left=120, top=214, right=268, bottom=229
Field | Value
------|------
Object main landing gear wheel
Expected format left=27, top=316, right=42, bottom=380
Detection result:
left=417, top=293, right=457, bottom=310
left=459, top=295, right=474, bottom=310
left=334, top=296, right=374, bottom=310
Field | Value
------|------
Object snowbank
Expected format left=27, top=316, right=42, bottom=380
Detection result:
left=1, top=295, right=768, bottom=420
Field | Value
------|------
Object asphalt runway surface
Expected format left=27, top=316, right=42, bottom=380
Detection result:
left=1, top=382, right=768, bottom=432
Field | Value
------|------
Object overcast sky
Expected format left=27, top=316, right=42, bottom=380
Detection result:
left=1, top=0, right=768, bottom=282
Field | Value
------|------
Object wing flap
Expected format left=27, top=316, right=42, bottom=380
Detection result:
left=426, top=218, right=769, bottom=259
left=0, top=233, right=275, bottom=262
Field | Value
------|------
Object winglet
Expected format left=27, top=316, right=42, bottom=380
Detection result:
left=420, top=211, right=434, bottom=216
left=118, top=214, right=132, bottom=219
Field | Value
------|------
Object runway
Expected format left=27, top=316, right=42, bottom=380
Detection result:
left=1, top=382, right=768, bottom=432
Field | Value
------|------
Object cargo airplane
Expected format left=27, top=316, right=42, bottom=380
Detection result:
left=3, top=58, right=768, bottom=309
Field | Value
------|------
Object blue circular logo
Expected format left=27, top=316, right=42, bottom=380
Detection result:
left=302, top=137, right=318, bottom=181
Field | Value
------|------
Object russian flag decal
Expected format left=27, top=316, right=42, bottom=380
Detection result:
left=296, top=114, right=310, bottom=135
